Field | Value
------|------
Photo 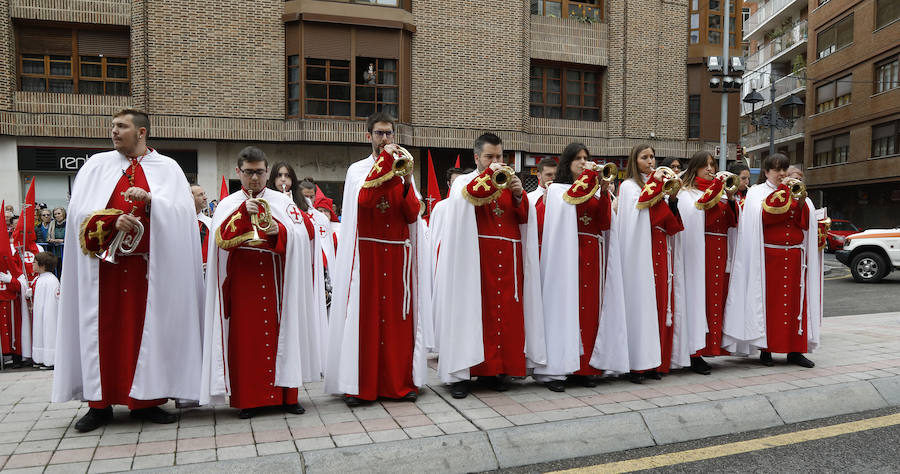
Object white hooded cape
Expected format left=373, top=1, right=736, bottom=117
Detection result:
left=201, top=189, right=323, bottom=406
left=324, top=155, right=433, bottom=395
left=52, top=150, right=205, bottom=403
left=30, top=272, right=59, bottom=366
left=535, top=184, right=630, bottom=377
left=615, top=179, right=662, bottom=371
left=434, top=170, right=546, bottom=383
left=722, top=182, right=822, bottom=354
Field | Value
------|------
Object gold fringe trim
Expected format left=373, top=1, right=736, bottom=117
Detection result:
left=461, top=186, right=502, bottom=206
left=761, top=199, right=792, bottom=215
left=695, top=188, right=725, bottom=211
left=361, top=170, right=396, bottom=189
left=635, top=192, right=665, bottom=210
left=79, top=209, right=123, bottom=256
left=215, top=228, right=257, bottom=250
left=562, top=181, right=600, bottom=205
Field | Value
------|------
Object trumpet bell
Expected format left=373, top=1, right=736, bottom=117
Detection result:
left=656, top=166, right=683, bottom=195
left=786, top=178, right=806, bottom=200
left=492, top=166, right=515, bottom=189
left=391, top=146, right=415, bottom=177
left=247, top=198, right=273, bottom=246
left=599, top=162, right=618, bottom=182
left=715, top=171, right=740, bottom=194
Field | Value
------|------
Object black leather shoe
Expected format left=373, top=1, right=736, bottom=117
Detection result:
left=238, top=408, right=259, bottom=419
left=400, top=391, right=418, bottom=402
left=690, top=356, right=712, bottom=375
left=75, top=407, right=113, bottom=433
left=450, top=381, right=470, bottom=399
left=644, top=370, right=662, bottom=380
left=284, top=403, right=306, bottom=415
left=626, top=372, right=643, bottom=384
left=573, top=375, right=599, bottom=388
left=130, top=406, right=177, bottom=424
left=545, top=380, right=566, bottom=392
left=787, top=352, right=815, bottom=368
left=344, top=396, right=362, bottom=407
left=760, top=351, right=775, bottom=367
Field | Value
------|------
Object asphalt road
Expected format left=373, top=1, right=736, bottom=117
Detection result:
left=494, top=407, right=900, bottom=474
left=823, top=253, right=900, bottom=317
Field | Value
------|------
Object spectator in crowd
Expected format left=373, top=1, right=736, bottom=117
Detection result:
left=4, top=204, right=16, bottom=235
left=787, top=165, right=804, bottom=181
left=36, top=208, right=53, bottom=244
left=659, top=157, right=683, bottom=175
left=299, top=180, right=317, bottom=203
left=727, top=162, right=751, bottom=202
left=46, top=207, right=66, bottom=277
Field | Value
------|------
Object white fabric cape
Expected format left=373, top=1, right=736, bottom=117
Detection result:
left=30, top=272, right=59, bottom=365
left=672, top=189, right=714, bottom=365
left=434, top=170, right=546, bottom=383
left=324, top=155, right=433, bottom=395
left=197, top=212, right=212, bottom=230
left=428, top=199, right=449, bottom=352
left=52, top=150, right=205, bottom=403
left=527, top=187, right=545, bottom=207
left=722, top=182, right=822, bottom=354
left=200, top=189, right=323, bottom=406
left=535, top=184, right=629, bottom=378
left=615, top=180, right=661, bottom=371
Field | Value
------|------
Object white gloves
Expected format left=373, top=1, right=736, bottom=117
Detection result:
left=25, top=288, right=32, bottom=299
left=0, top=271, right=11, bottom=283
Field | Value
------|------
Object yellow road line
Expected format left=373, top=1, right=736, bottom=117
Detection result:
left=554, top=412, right=900, bottom=474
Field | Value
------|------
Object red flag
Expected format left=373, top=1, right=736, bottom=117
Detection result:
left=454, top=154, right=461, bottom=168
left=425, top=150, right=442, bottom=217
left=0, top=200, right=22, bottom=280
left=219, top=176, right=229, bottom=200
left=13, top=178, right=35, bottom=249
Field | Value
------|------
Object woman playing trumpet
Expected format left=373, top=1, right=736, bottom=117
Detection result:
left=616, top=145, right=685, bottom=383
left=674, top=151, right=739, bottom=375
left=533, top=143, right=629, bottom=391
left=723, top=154, right=822, bottom=368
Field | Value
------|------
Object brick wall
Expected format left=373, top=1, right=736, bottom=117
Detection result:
left=0, top=0, right=12, bottom=111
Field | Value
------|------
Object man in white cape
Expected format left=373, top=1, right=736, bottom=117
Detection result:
left=53, top=110, right=204, bottom=433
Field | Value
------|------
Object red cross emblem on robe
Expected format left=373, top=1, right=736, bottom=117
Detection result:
left=215, top=203, right=257, bottom=250
left=695, top=177, right=726, bottom=211
left=762, top=186, right=792, bottom=215
left=636, top=174, right=666, bottom=209
left=363, top=150, right=400, bottom=189
left=563, top=169, right=600, bottom=205
left=462, top=167, right=503, bottom=205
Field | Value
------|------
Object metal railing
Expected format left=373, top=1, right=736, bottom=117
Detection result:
left=744, top=0, right=802, bottom=39
left=745, top=19, right=807, bottom=70
left=741, top=117, right=805, bottom=150
left=740, top=68, right=807, bottom=115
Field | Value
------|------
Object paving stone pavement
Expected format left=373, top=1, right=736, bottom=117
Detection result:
left=1, top=312, right=900, bottom=473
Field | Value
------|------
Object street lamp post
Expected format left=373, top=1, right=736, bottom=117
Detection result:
left=743, top=82, right=805, bottom=158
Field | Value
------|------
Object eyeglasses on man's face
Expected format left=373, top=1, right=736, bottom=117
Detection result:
left=240, top=169, right=267, bottom=177
left=372, top=130, right=393, bottom=138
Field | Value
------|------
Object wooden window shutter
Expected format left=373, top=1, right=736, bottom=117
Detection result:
left=285, top=22, right=300, bottom=56
left=302, top=23, right=351, bottom=60
left=77, top=30, right=130, bottom=57
left=18, top=26, right=72, bottom=55
left=356, top=27, right=400, bottom=59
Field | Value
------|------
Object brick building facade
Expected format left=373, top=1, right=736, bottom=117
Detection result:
left=2, top=0, right=722, bottom=212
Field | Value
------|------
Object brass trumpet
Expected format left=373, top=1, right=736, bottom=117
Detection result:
left=246, top=190, right=273, bottom=246
left=785, top=178, right=806, bottom=200
left=97, top=219, right=144, bottom=264
left=586, top=162, right=619, bottom=182
left=715, top=171, right=740, bottom=194
left=491, top=165, right=516, bottom=189
left=391, top=145, right=415, bottom=178
left=655, top=166, right=683, bottom=196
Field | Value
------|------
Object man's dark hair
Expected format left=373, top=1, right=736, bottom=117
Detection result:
left=35, top=252, right=58, bottom=272
left=299, top=180, right=316, bottom=190
left=474, top=133, right=503, bottom=156
left=366, top=112, right=396, bottom=134
left=728, top=162, right=750, bottom=175
left=302, top=176, right=316, bottom=185
left=114, top=109, right=151, bottom=138
left=445, top=167, right=464, bottom=183
left=537, top=157, right=558, bottom=173
left=236, top=146, right=268, bottom=169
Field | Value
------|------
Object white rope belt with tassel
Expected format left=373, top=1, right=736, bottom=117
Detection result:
left=478, top=234, right=522, bottom=302
left=358, top=237, right=412, bottom=319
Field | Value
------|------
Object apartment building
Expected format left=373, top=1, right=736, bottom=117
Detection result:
left=1, top=0, right=721, bottom=211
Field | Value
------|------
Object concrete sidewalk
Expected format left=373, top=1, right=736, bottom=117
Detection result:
left=2, top=312, right=899, bottom=474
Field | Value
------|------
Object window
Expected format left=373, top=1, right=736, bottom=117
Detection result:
left=17, top=25, right=130, bottom=95
left=287, top=56, right=300, bottom=117
left=530, top=64, right=601, bottom=121
left=742, top=7, right=751, bottom=23
left=875, top=57, right=899, bottom=94
left=815, top=75, right=851, bottom=113
left=872, top=121, right=899, bottom=158
left=813, top=133, right=850, bottom=167
left=817, top=14, right=853, bottom=59
left=876, top=0, right=900, bottom=30
left=709, top=0, right=720, bottom=10
left=688, top=95, right=701, bottom=139
left=690, top=13, right=700, bottom=43
left=353, top=0, right=399, bottom=5
left=305, top=58, right=351, bottom=117
left=355, top=57, right=398, bottom=119
left=531, top=0, right=604, bottom=22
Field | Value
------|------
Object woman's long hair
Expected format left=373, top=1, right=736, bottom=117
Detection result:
left=681, top=150, right=715, bottom=189
left=624, top=144, right=655, bottom=187
left=757, top=153, right=790, bottom=184
left=554, top=142, right=590, bottom=185
left=267, top=162, right=309, bottom=212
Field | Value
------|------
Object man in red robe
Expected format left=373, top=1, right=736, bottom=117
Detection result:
left=1, top=210, right=27, bottom=369
left=192, top=184, right=211, bottom=272
left=325, top=112, right=432, bottom=406
left=53, top=110, right=205, bottom=432
left=205, top=146, right=321, bottom=418
left=434, top=133, right=545, bottom=399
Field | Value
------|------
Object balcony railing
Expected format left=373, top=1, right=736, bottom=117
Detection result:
left=744, top=0, right=801, bottom=39
left=741, top=68, right=806, bottom=115
left=745, top=19, right=807, bottom=70
left=742, top=117, right=805, bottom=150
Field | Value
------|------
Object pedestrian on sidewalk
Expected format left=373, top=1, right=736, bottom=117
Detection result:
left=723, top=153, right=822, bottom=368
left=29, top=252, right=59, bottom=369
left=53, top=109, right=205, bottom=432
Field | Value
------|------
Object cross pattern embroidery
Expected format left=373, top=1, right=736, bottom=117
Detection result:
left=87, top=220, right=110, bottom=245
left=703, top=187, right=716, bottom=198
left=287, top=205, right=302, bottom=223
left=371, top=157, right=385, bottom=176
left=579, top=214, right=593, bottom=226
left=473, top=175, right=492, bottom=192
left=572, top=175, right=590, bottom=193
left=491, top=201, right=504, bottom=216
left=226, top=212, right=242, bottom=233
left=771, top=190, right=787, bottom=203
left=376, top=197, right=391, bottom=213
left=642, top=181, right=658, bottom=195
